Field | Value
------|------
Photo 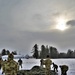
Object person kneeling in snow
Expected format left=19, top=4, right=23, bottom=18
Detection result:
left=59, top=65, right=69, bottom=75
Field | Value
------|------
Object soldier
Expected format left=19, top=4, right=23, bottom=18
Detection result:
left=2, top=53, right=19, bottom=75
left=52, top=62, right=58, bottom=72
left=44, top=55, right=52, bottom=75
left=2, top=59, right=7, bottom=74
left=18, top=58, right=23, bottom=68
left=59, top=65, right=69, bottom=75
left=40, top=58, right=44, bottom=68
left=0, top=57, right=3, bottom=70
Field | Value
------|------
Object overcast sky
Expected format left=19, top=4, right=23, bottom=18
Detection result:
left=0, top=0, right=75, bottom=55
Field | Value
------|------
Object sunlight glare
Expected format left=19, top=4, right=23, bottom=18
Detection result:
left=55, top=17, right=69, bottom=31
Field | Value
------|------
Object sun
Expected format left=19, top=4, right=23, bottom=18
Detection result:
left=55, top=17, right=69, bottom=31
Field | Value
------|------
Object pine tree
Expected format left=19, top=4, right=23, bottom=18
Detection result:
left=32, top=44, right=39, bottom=59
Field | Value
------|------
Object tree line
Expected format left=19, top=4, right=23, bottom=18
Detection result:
left=32, top=44, right=75, bottom=59
left=0, top=49, right=17, bottom=56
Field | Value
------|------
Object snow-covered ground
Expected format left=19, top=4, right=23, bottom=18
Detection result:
left=0, top=58, right=75, bottom=75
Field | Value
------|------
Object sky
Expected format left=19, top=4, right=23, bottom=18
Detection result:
left=0, top=0, right=75, bottom=55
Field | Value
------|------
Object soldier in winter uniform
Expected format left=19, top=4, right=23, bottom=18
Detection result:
left=52, top=62, right=58, bottom=72
left=40, top=58, right=44, bottom=68
left=2, top=59, right=7, bottom=74
left=18, top=58, right=23, bottom=68
left=43, top=55, right=52, bottom=75
left=0, top=57, right=3, bottom=70
left=59, top=65, right=69, bottom=75
left=2, top=53, right=19, bottom=75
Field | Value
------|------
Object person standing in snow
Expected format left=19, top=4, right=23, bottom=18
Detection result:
left=2, top=53, right=19, bottom=75
left=18, top=58, right=23, bottom=68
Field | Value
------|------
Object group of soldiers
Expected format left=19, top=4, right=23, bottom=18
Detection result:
left=0, top=53, right=23, bottom=75
left=0, top=54, right=69, bottom=75
left=40, top=55, right=69, bottom=75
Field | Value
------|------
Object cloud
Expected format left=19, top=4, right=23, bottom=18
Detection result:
left=1, top=0, right=75, bottom=55
left=67, top=20, right=75, bottom=26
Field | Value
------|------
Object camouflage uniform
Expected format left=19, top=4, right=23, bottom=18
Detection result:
left=3, top=53, right=19, bottom=75
left=0, top=58, right=3, bottom=69
left=2, top=60, right=7, bottom=74
left=44, top=55, right=52, bottom=75
left=59, top=65, right=69, bottom=75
